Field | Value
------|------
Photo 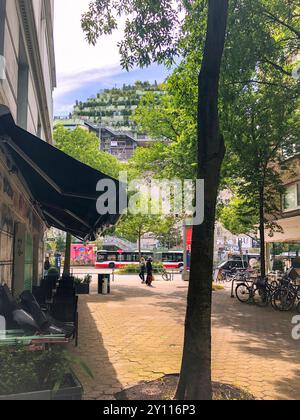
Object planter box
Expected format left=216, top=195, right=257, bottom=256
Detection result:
left=0, top=390, right=51, bottom=401
left=75, top=283, right=90, bottom=295
left=0, top=373, right=83, bottom=401
left=52, top=373, right=83, bottom=401
left=47, top=274, right=59, bottom=289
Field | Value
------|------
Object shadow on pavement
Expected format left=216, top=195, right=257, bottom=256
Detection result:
left=73, top=281, right=300, bottom=400
left=71, top=296, right=123, bottom=400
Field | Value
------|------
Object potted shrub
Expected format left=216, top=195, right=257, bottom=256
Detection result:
left=273, top=259, right=285, bottom=272
left=0, top=347, right=92, bottom=400
left=74, top=275, right=92, bottom=295
left=47, top=267, right=60, bottom=289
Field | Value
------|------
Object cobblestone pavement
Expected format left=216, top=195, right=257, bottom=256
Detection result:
left=72, top=276, right=300, bottom=400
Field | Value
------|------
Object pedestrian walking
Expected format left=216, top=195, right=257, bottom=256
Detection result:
left=146, top=257, right=153, bottom=287
left=44, top=256, right=51, bottom=277
left=139, top=257, right=146, bottom=284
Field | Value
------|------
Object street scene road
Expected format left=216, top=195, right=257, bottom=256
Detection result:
left=72, top=271, right=300, bottom=401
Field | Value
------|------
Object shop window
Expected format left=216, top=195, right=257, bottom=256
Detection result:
left=284, top=183, right=300, bottom=212
left=0, top=228, right=14, bottom=289
left=24, top=233, right=33, bottom=291
left=0, top=202, right=14, bottom=289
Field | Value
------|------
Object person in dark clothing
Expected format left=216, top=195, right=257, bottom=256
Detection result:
left=44, top=257, right=51, bottom=276
left=146, top=258, right=153, bottom=287
left=139, top=257, right=146, bottom=284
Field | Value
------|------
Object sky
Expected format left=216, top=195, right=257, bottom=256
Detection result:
left=53, top=0, right=170, bottom=117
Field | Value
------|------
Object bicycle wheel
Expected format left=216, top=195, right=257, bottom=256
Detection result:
left=271, top=288, right=295, bottom=312
left=235, top=284, right=251, bottom=303
left=253, top=287, right=269, bottom=307
left=162, top=272, right=171, bottom=281
left=270, top=280, right=279, bottom=289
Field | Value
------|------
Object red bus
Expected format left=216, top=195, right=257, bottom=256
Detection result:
left=95, top=250, right=184, bottom=270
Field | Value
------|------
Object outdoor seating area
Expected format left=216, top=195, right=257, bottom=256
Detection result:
left=0, top=275, right=79, bottom=349
left=0, top=0, right=299, bottom=402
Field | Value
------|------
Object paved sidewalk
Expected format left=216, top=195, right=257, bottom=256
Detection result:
left=73, top=277, right=300, bottom=400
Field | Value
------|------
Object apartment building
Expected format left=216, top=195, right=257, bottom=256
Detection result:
left=0, top=0, right=56, bottom=294
left=265, top=154, right=300, bottom=270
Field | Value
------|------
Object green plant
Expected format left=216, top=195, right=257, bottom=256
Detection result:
left=0, top=347, right=93, bottom=396
left=83, top=274, right=92, bottom=284
left=117, top=262, right=164, bottom=274
left=272, top=260, right=285, bottom=272
left=74, top=275, right=92, bottom=285
left=74, top=277, right=83, bottom=286
left=47, top=267, right=59, bottom=276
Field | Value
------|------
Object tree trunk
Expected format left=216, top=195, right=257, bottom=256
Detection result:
left=175, top=0, right=229, bottom=401
left=63, top=232, right=72, bottom=276
left=259, top=187, right=266, bottom=278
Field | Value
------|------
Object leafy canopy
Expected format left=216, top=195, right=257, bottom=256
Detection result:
left=54, top=125, right=122, bottom=179
left=81, top=0, right=183, bottom=69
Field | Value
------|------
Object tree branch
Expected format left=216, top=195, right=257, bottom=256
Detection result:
left=263, top=10, right=300, bottom=39
left=261, top=58, right=292, bottom=77
left=227, top=79, right=290, bottom=88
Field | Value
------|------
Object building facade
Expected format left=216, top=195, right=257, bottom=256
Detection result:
left=99, top=128, right=138, bottom=161
left=265, top=154, right=300, bottom=270
left=73, top=81, right=163, bottom=133
left=86, top=123, right=155, bottom=161
left=0, top=0, right=56, bottom=294
left=214, top=222, right=260, bottom=263
left=53, top=118, right=87, bottom=131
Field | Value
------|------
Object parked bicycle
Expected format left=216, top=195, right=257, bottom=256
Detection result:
left=217, top=267, right=248, bottom=283
left=219, top=269, right=237, bottom=283
left=271, top=269, right=300, bottom=312
left=235, top=267, right=300, bottom=312
left=158, top=268, right=172, bottom=282
left=236, top=277, right=278, bottom=307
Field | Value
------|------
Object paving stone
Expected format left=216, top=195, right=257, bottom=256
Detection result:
left=71, top=276, right=299, bottom=401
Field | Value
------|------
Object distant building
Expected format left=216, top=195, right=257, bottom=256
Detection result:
left=53, top=118, right=87, bottom=131
left=214, top=222, right=260, bottom=263
left=85, top=124, right=154, bottom=161
left=66, top=82, right=165, bottom=161
left=73, top=81, right=163, bottom=134
left=265, top=153, right=300, bottom=272
left=53, top=118, right=155, bottom=161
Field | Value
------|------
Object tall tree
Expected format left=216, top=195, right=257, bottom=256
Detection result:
left=176, top=1, right=228, bottom=400
left=54, top=126, right=122, bottom=274
left=219, top=0, right=300, bottom=276
left=148, top=0, right=300, bottom=278
left=218, top=195, right=258, bottom=238
left=223, top=84, right=299, bottom=277
left=54, top=125, right=122, bottom=178
left=115, top=213, right=178, bottom=257
left=82, top=0, right=229, bottom=400
left=115, top=214, right=156, bottom=258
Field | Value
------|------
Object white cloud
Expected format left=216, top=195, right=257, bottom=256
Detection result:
left=54, top=0, right=124, bottom=99
left=53, top=65, right=122, bottom=100
left=53, top=0, right=170, bottom=116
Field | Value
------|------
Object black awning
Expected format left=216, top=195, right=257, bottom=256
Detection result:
left=0, top=105, right=122, bottom=241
